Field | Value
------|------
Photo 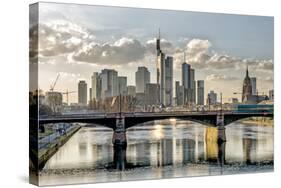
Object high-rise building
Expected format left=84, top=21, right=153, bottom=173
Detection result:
left=156, top=29, right=165, bottom=87
left=91, top=72, right=101, bottom=100
left=242, top=66, right=253, bottom=102
left=250, top=77, right=257, bottom=95
left=89, top=88, right=92, bottom=102
left=127, top=86, right=136, bottom=97
left=156, top=29, right=166, bottom=105
left=78, top=80, right=87, bottom=105
left=197, top=80, right=204, bottom=105
left=175, top=81, right=184, bottom=106
left=155, top=30, right=174, bottom=106
left=100, top=69, right=118, bottom=98
left=182, top=62, right=191, bottom=90
left=207, top=90, right=217, bottom=105
left=182, top=62, right=191, bottom=105
left=269, top=89, right=274, bottom=100
left=182, top=61, right=196, bottom=105
left=190, top=68, right=196, bottom=104
left=118, top=76, right=127, bottom=95
left=163, top=56, right=173, bottom=106
left=145, top=83, right=159, bottom=106
left=135, top=66, right=150, bottom=93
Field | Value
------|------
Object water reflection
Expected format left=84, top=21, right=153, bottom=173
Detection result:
left=41, top=119, right=273, bottom=186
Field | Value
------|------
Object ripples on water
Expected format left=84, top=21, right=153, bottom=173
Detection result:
left=40, top=119, right=273, bottom=186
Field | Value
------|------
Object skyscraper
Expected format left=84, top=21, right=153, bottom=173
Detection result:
left=156, top=29, right=166, bottom=105
left=242, top=66, right=253, bottom=102
left=175, top=81, right=184, bottom=106
left=250, top=77, right=257, bottom=95
left=156, top=29, right=165, bottom=86
left=135, top=66, right=150, bottom=93
left=163, top=56, right=173, bottom=106
left=78, top=80, right=87, bottom=105
left=190, top=68, right=196, bottom=104
left=118, top=76, right=127, bottom=95
left=145, top=83, right=159, bottom=106
left=91, top=72, right=101, bottom=101
left=89, top=88, right=92, bottom=102
left=197, top=80, right=204, bottom=105
left=100, top=69, right=118, bottom=98
left=182, top=61, right=195, bottom=105
left=182, top=63, right=191, bottom=90
left=155, top=30, right=174, bottom=106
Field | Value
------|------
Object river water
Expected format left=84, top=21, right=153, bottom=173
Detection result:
left=39, top=119, right=273, bottom=186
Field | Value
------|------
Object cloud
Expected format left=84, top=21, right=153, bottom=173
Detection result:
left=146, top=38, right=175, bottom=54
left=72, top=37, right=146, bottom=65
left=31, top=20, right=273, bottom=72
left=172, top=39, right=273, bottom=72
left=243, top=59, right=273, bottom=71
left=206, top=74, right=239, bottom=81
left=207, top=54, right=239, bottom=69
left=30, top=20, right=94, bottom=58
left=263, top=76, right=274, bottom=82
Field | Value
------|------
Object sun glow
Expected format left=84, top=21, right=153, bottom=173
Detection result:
left=153, top=124, right=164, bottom=140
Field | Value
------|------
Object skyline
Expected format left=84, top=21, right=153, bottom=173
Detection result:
left=31, top=2, right=274, bottom=104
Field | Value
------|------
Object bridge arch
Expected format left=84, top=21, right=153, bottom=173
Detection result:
left=223, top=113, right=273, bottom=126
left=124, top=115, right=218, bottom=129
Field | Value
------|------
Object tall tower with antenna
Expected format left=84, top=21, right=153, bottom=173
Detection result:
left=156, top=28, right=165, bottom=105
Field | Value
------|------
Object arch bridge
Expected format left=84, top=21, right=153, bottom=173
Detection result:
left=38, top=111, right=273, bottom=129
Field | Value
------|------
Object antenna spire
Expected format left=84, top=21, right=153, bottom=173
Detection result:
left=158, top=28, right=160, bottom=39
left=183, top=51, right=186, bottom=63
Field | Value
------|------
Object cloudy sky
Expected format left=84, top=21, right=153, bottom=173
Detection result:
left=30, top=2, right=274, bottom=103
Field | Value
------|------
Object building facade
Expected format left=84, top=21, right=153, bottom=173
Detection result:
left=207, top=90, right=217, bottom=105
left=118, top=76, right=127, bottom=95
left=78, top=80, right=87, bottom=105
left=91, top=72, right=101, bottom=101
left=197, top=80, right=204, bottom=105
left=175, top=81, right=184, bottom=106
left=135, top=66, right=150, bottom=93
left=127, top=85, right=136, bottom=97
left=100, top=69, right=118, bottom=99
left=250, top=77, right=257, bottom=95
left=145, top=83, right=159, bottom=106
left=242, top=67, right=253, bottom=103
left=163, top=56, right=173, bottom=106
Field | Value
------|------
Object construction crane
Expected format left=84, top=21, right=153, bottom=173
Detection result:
left=50, top=73, right=60, bottom=92
left=62, top=89, right=76, bottom=105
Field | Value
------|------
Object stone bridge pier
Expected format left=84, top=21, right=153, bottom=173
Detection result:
left=217, top=113, right=226, bottom=143
left=112, top=117, right=127, bottom=170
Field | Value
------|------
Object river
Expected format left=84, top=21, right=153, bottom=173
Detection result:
left=39, top=119, right=274, bottom=186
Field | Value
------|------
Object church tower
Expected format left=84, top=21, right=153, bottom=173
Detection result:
left=242, top=66, right=253, bottom=102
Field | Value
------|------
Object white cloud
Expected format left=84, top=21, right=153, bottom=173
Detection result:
left=31, top=20, right=273, bottom=74
left=206, top=74, right=239, bottom=81
left=72, top=37, right=146, bottom=65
